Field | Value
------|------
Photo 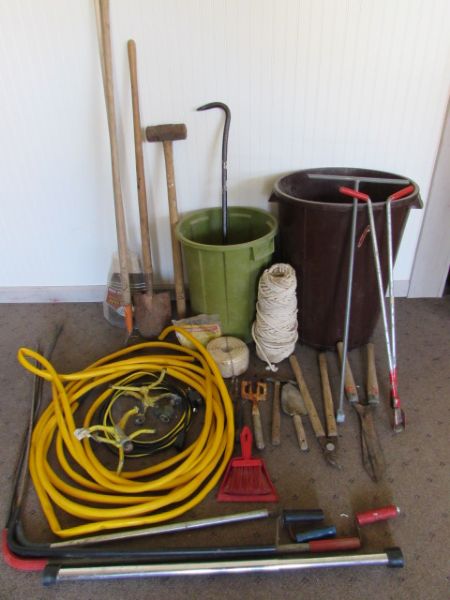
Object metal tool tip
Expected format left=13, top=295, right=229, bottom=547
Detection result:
left=336, top=410, right=346, bottom=423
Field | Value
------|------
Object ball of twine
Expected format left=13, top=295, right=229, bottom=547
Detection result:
left=252, top=263, right=298, bottom=371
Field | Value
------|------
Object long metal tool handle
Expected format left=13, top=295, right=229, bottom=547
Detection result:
left=127, top=40, right=154, bottom=299
left=98, top=0, right=133, bottom=334
left=336, top=188, right=359, bottom=422
left=51, top=509, right=270, bottom=548
left=44, top=548, right=404, bottom=583
left=196, top=102, right=231, bottom=243
left=340, top=188, right=394, bottom=372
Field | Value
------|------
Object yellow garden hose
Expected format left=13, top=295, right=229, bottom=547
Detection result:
left=17, top=325, right=235, bottom=539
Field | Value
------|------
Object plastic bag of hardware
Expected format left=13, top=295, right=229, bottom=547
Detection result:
left=173, top=314, right=222, bottom=349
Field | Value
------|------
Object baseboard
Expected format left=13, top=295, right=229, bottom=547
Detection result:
left=0, top=281, right=409, bottom=302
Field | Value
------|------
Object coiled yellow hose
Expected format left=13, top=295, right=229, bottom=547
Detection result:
left=17, top=326, right=234, bottom=539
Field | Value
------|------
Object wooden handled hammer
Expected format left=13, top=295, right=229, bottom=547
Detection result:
left=145, top=124, right=187, bottom=318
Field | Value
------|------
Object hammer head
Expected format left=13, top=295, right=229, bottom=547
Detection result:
left=145, top=124, right=187, bottom=143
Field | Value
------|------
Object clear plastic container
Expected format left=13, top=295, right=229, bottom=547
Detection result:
left=103, top=252, right=146, bottom=328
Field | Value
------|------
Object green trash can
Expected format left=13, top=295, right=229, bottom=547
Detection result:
left=176, top=207, right=278, bottom=342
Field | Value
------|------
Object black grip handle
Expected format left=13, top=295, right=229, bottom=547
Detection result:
left=42, top=563, right=60, bottom=586
left=386, top=547, right=405, bottom=568
left=281, top=509, right=324, bottom=527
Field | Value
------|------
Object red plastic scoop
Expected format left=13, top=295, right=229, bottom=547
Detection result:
left=217, top=427, right=278, bottom=502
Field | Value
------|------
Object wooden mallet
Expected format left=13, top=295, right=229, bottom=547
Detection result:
left=145, top=124, right=187, bottom=318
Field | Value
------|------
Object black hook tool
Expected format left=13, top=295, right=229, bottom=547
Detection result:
left=196, top=102, right=231, bottom=243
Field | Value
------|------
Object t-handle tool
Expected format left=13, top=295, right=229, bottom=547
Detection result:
left=241, top=381, right=267, bottom=450
left=386, top=185, right=414, bottom=431
left=339, top=185, right=413, bottom=432
left=336, top=185, right=360, bottom=422
left=289, top=355, right=339, bottom=468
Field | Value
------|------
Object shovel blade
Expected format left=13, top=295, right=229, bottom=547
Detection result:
left=133, top=291, right=172, bottom=338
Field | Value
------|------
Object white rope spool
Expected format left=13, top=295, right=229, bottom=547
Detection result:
left=206, top=336, right=250, bottom=379
left=252, top=263, right=298, bottom=371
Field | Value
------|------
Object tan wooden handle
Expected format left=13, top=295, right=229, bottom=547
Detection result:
left=271, top=381, right=281, bottom=446
left=98, top=0, right=131, bottom=316
left=336, top=342, right=358, bottom=403
left=318, top=353, right=337, bottom=438
left=366, top=343, right=380, bottom=404
left=127, top=40, right=154, bottom=297
left=289, top=355, right=325, bottom=439
left=292, top=414, right=308, bottom=451
left=162, top=140, right=186, bottom=318
left=252, top=406, right=265, bottom=450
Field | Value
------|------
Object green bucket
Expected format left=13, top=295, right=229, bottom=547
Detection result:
left=176, top=207, right=278, bottom=342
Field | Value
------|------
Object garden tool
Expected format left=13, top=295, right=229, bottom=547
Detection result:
left=241, top=380, right=267, bottom=450
left=289, top=355, right=339, bottom=468
left=366, top=342, right=380, bottom=404
left=339, top=347, right=385, bottom=482
left=339, top=185, right=413, bottom=432
left=127, top=40, right=171, bottom=337
left=196, top=101, right=231, bottom=243
left=280, top=383, right=308, bottom=451
left=318, top=352, right=338, bottom=448
left=145, top=124, right=187, bottom=318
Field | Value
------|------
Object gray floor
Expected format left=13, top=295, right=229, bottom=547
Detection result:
left=0, top=298, right=449, bottom=599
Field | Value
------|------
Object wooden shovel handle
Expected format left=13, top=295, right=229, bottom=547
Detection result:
left=127, top=40, right=153, bottom=297
left=162, top=141, right=186, bottom=318
left=289, top=355, right=325, bottom=439
left=98, top=0, right=132, bottom=332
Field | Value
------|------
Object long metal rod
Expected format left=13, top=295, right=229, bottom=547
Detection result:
left=336, top=195, right=358, bottom=423
left=51, top=509, right=270, bottom=548
left=386, top=199, right=396, bottom=370
left=49, top=549, right=403, bottom=582
left=308, top=174, right=410, bottom=185
left=365, top=199, right=394, bottom=372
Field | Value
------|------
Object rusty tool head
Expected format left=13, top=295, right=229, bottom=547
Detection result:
left=145, top=124, right=187, bottom=143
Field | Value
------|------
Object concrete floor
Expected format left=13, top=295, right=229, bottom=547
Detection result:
left=0, top=298, right=449, bottom=599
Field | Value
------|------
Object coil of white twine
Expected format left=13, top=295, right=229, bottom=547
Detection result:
left=206, top=336, right=250, bottom=378
left=252, top=263, right=298, bottom=371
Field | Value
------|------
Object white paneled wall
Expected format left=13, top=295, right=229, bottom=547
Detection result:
left=1, top=0, right=450, bottom=296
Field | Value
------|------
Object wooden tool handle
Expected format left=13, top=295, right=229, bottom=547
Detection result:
left=252, top=405, right=265, bottom=450
left=127, top=40, right=153, bottom=298
left=98, top=0, right=132, bottom=332
left=289, top=355, right=326, bottom=439
left=366, top=343, right=380, bottom=404
left=162, top=140, right=186, bottom=318
left=292, top=414, right=308, bottom=451
left=318, top=353, right=337, bottom=438
left=336, top=342, right=358, bottom=403
left=271, top=381, right=281, bottom=446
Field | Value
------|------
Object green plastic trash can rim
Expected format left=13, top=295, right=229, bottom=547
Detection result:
left=175, top=206, right=278, bottom=252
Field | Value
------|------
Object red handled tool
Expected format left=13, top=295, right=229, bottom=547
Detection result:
left=356, top=505, right=400, bottom=527
left=339, top=185, right=413, bottom=432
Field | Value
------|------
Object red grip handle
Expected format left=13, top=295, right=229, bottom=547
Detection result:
left=388, top=184, right=414, bottom=202
left=309, top=537, right=362, bottom=552
left=339, top=186, right=370, bottom=201
left=356, top=505, right=400, bottom=526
